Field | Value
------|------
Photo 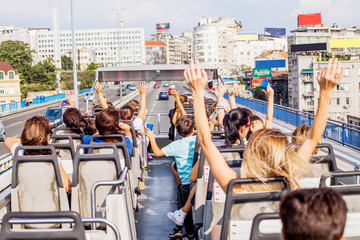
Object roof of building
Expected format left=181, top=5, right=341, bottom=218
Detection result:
left=257, top=50, right=288, bottom=59
left=145, top=41, right=166, bottom=47
left=0, top=61, right=18, bottom=74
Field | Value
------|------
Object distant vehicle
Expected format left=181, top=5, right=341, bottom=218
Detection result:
left=159, top=92, right=169, bottom=100
left=93, top=94, right=107, bottom=105
left=168, top=87, right=176, bottom=95
left=129, top=84, right=136, bottom=90
left=170, top=84, right=175, bottom=89
left=0, top=120, right=5, bottom=142
left=117, top=88, right=127, bottom=96
left=126, top=84, right=132, bottom=89
left=163, top=82, right=169, bottom=87
left=184, top=92, right=193, bottom=100
left=154, top=84, right=160, bottom=88
left=85, top=92, right=95, bottom=101
left=60, top=100, right=70, bottom=108
left=44, top=107, right=64, bottom=127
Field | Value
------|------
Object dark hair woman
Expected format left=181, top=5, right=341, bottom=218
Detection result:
left=63, top=108, right=96, bottom=135
left=222, top=107, right=250, bottom=145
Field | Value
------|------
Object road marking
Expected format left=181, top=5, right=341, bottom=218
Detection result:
left=7, top=120, right=23, bottom=127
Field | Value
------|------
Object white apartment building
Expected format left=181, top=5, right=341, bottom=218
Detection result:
left=193, top=17, right=241, bottom=77
left=288, top=24, right=360, bottom=121
left=180, top=32, right=193, bottom=64
left=235, top=34, right=288, bottom=68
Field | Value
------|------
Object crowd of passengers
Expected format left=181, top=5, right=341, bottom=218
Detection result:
left=4, top=58, right=350, bottom=240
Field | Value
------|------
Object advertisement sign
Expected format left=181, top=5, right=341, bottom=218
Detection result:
left=252, top=68, right=272, bottom=88
left=243, top=71, right=253, bottom=78
left=298, top=13, right=321, bottom=26
left=156, top=23, right=170, bottom=32
left=255, top=59, right=286, bottom=69
left=264, top=28, right=286, bottom=37
left=290, top=43, right=327, bottom=52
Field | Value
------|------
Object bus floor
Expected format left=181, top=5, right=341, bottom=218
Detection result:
left=135, top=156, right=180, bottom=240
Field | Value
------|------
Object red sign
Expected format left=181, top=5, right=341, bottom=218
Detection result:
left=298, top=13, right=322, bottom=26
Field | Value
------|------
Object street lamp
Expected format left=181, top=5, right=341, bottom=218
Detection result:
left=70, top=0, right=79, bottom=108
left=111, top=8, right=125, bottom=102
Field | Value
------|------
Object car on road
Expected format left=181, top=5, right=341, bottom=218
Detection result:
left=168, top=87, right=176, bottom=95
left=184, top=92, right=193, bottom=100
left=126, top=84, right=132, bottom=89
left=159, top=92, right=169, bottom=100
left=44, top=107, right=64, bottom=127
left=60, top=100, right=70, bottom=108
left=0, top=121, right=5, bottom=142
left=129, top=84, right=136, bottom=90
left=93, top=94, right=108, bottom=105
left=117, top=88, right=127, bottom=96
left=154, top=84, right=160, bottom=88
left=84, top=92, right=95, bottom=102
left=163, top=82, right=169, bottom=87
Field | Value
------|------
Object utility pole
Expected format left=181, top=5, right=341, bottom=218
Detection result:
left=70, top=0, right=79, bottom=108
left=111, top=8, right=125, bottom=102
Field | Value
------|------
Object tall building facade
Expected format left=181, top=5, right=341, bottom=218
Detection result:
left=180, top=32, right=193, bottom=64
left=0, top=62, right=21, bottom=104
left=193, top=17, right=241, bottom=77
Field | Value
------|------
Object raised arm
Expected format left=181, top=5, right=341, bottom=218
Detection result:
left=214, top=83, right=229, bottom=128
left=264, top=85, right=274, bottom=129
left=184, top=61, right=238, bottom=192
left=298, top=59, right=344, bottom=162
left=171, top=89, right=187, bottom=116
left=137, top=83, right=147, bottom=121
left=229, top=83, right=240, bottom=110
left=95, top=82, right=109, bottom=110
left=145, top=128, right=165, bottom=157
left=67, top=91, right=76, bottom=108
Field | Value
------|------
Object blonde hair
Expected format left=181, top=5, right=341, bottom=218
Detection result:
left=292, top=124, right=311, bottom=145
left=241, top=128, right=312, bottom=192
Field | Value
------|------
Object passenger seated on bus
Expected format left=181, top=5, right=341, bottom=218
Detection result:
left=292, top=124, right=320, bottom=155
left=145, top=115, right=196, bottom=239
left=63, top=108, right=97, bottom=135
left=5, top=116, right=72, bottom=193
left=128, top=99, right=140, bottom=112
left=184, top=59, right=343, bottom=240
left=280, top=188, right=347, bottom=240
left=83, top=107, right=133, bottom=157
left=223, top=107, right=250, bottom=145
left=168, top=94, right=188, bottom=141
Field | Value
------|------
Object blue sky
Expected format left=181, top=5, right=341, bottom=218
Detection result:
left=1, top=0, right=360, bottom=37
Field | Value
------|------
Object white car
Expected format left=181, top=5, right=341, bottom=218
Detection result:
left=169, top=84, right=175, bottom=89
left=163, top=82, right=169, bottom=87
left=129, top=84, right=136, bottom=90
left=85, top=92, right=95, bottom=101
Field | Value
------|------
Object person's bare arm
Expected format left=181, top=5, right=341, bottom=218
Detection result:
left=264, top=85, right=274, bottom=129
left=214, top=83, right=228, bottom=128
left=172, top=109, right=180, bottom=125
left=171, top=89, right=187, bottom=116
left=95, top=82, right=108, bottom=110
left=137, top=83, right=147, bottom=121
left=229, top=83, right=240, bottom=110
left=298, top=59, right=344, bottom=162
left=120, top=124, right=133, bottom=142
left=59, top=163, right=72, bottom=193
left=185, top=61, right=238, bottom=192
left=145, top=128, right=165, bottom=157
left=5, top=137, right=21, bottom=152
left=190, top=160, right=199, bottom=183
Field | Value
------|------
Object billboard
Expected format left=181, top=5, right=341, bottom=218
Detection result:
left=264, top=28, right=286, bottom=37
left=252, top=68, right=271, bottom=88
left=243, top=71, right=253, bottom=78
left=330, top=38, right=360, bottom=49
left=255, top=59, right=286, bottom=69
left=156, top=23, right=170, bottom=32
left=290, top=43, right=327, bottom=52
left=298, top=13, right=321, bottom=26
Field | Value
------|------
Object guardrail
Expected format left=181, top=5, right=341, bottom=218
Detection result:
left=230, top=94, right=360, bottom=152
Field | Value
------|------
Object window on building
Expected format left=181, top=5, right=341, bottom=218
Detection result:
left=344, top=68, right=350, bottom=76
left=0, top=88, right=4, bottom=95
left=0, top=72, right=3, bottom=79
left=346, top=97, right=350, bottom=105
left=9, top=71, right=14, bottom=79
left=337, top=98, right=340, bottom=105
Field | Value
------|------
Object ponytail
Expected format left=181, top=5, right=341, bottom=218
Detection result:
left=223, top=108, right=249, bottom=145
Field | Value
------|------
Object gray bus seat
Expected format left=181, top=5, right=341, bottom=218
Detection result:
left=249, top=213, right=281, bottom=240
left=50, top=135, right=76, bottom=180
left=194, top=144, right=245, bottom=228
left=11, top=146, right=69, bottom=229
left=89, top=134, right=138, bottom=210
left=0, top=211, right=85, bottom=240
left=220, top=177, right=291, bottom=240
left=91, top=107, right=103, bottom=117
left=51, top=126, right=83, bottom=150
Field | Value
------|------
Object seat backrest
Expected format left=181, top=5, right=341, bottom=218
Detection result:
left=91, top=107, right=103, bottom=117
left=72, top=144, right=122, bottom=219
left=11, top=145, right=69, bottom=228
left=50, top=135, right=76, bottom=161
left=0, top=211, right=86, bottom=240
left=221, top=177, right=291, bottom=240
left=250, top=213, right=281, bottom=240
left=51, top=126, right=83, bottom=150
left=89, top=134, right=131, bottom=170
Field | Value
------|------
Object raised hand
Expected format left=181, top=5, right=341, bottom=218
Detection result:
left=184, top=60, right=208, bottom=93
left=317, top=58, right=344, bottom=93
left=95, top=82, right=102, bottom=93
left=145, top=128, right=155, bottom=139
left=265, top=85, right=274, bottom=98
left=217, top=80, right=227, bottom=97
left=171, top=89, right=179, bottom=98
left=229, top=83, right=240, bottom=97
left=67, top=90, right=75, bottom=108
left=138, top=82, right=147, bottom=95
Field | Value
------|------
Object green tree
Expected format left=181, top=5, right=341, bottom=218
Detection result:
left=87, top=62, right=98, bottom=71
left=61, top=55, right=73, bottom=70
left=0, top=40, right=34, bottom=73
left=60, top=71, right=95, bottom=90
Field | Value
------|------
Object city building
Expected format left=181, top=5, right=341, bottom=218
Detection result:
left=235, top=33, right=288, bottom=68
left=193, top=17, right=242, bottom=78
left=288, top=23, right=360, bottom=121
left=0, top=62, right=21, bottom=104
left=150, top=32, right=182, bottom=64
left=255, top=50, right=288, bottom=71
left=145, top=41, right=167, bottom=65
left=179, top=32, right=193, bottom=64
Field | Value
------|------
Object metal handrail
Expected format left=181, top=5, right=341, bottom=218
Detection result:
left=90, top=167, right=128, bottom=230
left=0, top=217, right=121, bottom=240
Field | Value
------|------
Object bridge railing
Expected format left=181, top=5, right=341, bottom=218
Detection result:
left=230, top=94, right=360, bottom=152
